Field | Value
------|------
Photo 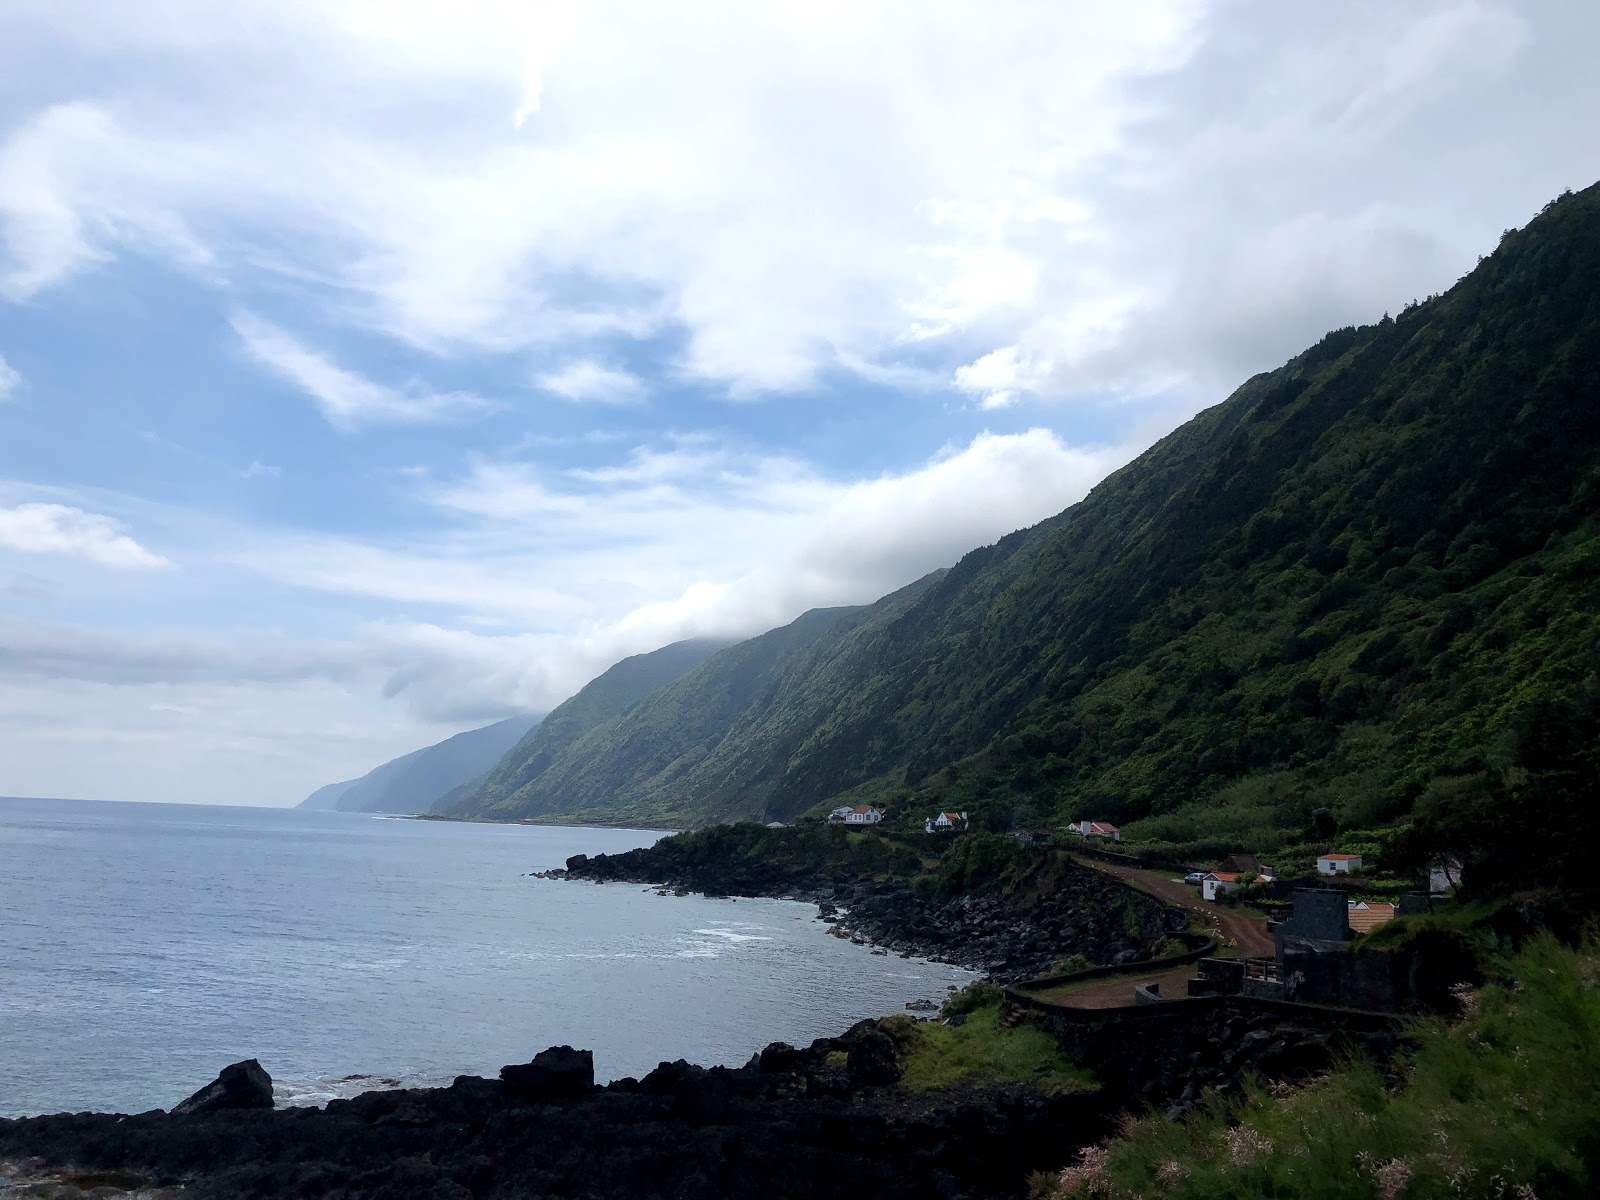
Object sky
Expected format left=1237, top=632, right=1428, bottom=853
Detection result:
left=1, top=1, right=1597, bottom=807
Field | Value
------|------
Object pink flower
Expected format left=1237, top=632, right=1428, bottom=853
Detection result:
left=1374, top=1158, right=1413, bottom=1200
left=1225, top=1126, right=1274, bottom=1165
left=1156, top=1161, right=1189, bottom=1185
left=1449, top=981, right=1480, bottom=1014
left=1056, top=1145, right=1111, bottom=1195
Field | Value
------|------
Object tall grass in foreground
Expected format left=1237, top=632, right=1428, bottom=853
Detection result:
left=1040, top=937, right=1600, bottom=1199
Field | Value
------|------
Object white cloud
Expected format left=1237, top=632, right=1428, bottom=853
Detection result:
left=220, top=427, right=1139, bottom=689
left=0, top=353, right=20, bottom=400
left=230, top=311, right=491, bottom=430
left=535, top=359, right=646, bottom=405
left=0, top=503, right=167, bottom=568
left=242, top=460, right=281, bottom=478
left=3, top=2, right=1593, bottom=406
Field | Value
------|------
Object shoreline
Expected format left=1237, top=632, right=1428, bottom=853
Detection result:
left=404, top=812, right=688, bottom=833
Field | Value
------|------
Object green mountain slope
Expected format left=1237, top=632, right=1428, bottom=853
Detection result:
left=450, top=184, right=1600, bottom=863
left=439, top=637, right=734, bottom=818
left=305, top=714, right=541, bottom=813
left=443, top=580, right=944, bottom=825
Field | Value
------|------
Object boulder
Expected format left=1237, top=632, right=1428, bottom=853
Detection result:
left=845, top=1029, right=902, bottom=1086
left=500, top=1046, right=595, bottom=1099
left=172, top=1059, right=274, bottom=1115
left=757, top=1042, right=799, bottom=1073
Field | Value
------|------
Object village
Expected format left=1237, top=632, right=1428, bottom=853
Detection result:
left=818, top=800, right=1457, bottom=1015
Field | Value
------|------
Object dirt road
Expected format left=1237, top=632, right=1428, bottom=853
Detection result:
left=1073, top=855, right=1276, bottom=959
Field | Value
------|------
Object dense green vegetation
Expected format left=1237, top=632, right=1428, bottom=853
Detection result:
left=1040, top=936, right=1600, bottom=1199
left=443, top=579, right=944, bottom=825
left=567, top=820, right=928, bottom=891
left=887, top=1004, right=1092, bottom=1095
left=438, top=637, right=730, bottom=818
left=456, top=184, right=1600, bottom=901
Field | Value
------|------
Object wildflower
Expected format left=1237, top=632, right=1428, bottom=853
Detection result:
left=1225, top=1126, right=1273, bottom=1165
left=1056, top=1145, right=1110, bottom=1195
left=1373, top=1157, right=1413, bottom=1200
left=1512, top=1185, right=1538, bottom=1200
left=1449, top=981, right=1480, bottom=1014
left=1156, top=1161, right=1188, bottom=1185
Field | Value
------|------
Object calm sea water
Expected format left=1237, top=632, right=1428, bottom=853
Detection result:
left=0, top=797, right=971, bottom=1117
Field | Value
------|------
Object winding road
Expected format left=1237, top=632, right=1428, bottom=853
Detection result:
left=1018, top=856, right=1275, bottom=1010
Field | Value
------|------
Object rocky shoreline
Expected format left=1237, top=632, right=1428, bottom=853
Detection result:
left=0, top=1025, right=1116, bottom=1200
left=555, top=847, right=1189, bottom=983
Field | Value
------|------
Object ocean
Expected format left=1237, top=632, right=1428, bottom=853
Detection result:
left=0, top=797, right=972, bottom=1117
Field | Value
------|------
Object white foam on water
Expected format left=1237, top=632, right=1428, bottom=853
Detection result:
left=275, top=1073, right=407, bottom=1108
left=673, top=941, right=720, bottom=958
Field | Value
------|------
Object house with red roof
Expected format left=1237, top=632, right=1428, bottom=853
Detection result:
left=1317, top=852, right=1363, bottom=875
left=1069, top=819, right=1120, bottom=841
left=924, top=811, right=968, bottom=833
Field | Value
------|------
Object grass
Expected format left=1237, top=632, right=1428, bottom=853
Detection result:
left=890, top=1006, right=1094, bottom=1095
left=1038, top=935, right=1600, bottom=1199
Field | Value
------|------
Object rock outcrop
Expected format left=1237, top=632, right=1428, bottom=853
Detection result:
left=565, top=848, right=1182, bottom=982
left=170, top=1060, right=274, bottom=1116
left=0, top=1033, right=1116, bottom=1200
left=498, top=1045, right=594, bottom=1099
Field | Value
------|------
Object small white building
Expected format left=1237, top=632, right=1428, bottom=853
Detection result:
left=1202, top=871, right=1242, bottom=901
left=1317, top=852, right=1363, bottom=875
left=924, top=811, right=968, bottom=833
left=826, top=805, right=855, bottom=824
left=843, top=805, right=885, bottom=826
left=1069, top=820, right=1120, bottom=841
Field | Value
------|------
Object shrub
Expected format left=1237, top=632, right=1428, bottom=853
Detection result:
left=898, top=1004, right=1092, bottom=1094
left=1037, top=936, right=1600, bottom=1199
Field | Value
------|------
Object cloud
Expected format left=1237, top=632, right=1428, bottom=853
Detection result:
left=0, top=353, right=19, bottom=400
left=0, top=502, right=167, bottom=568
left=242, top=460, right=281, bottom=478
left=230, top=311, right=492, bottom=430
left=221, top=427, right=1138, bottom=691
left=535, top=359, right=646, bottom=405
left=3, top=3, right=1594, bottom=407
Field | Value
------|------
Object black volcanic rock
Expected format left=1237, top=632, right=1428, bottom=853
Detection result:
left=171, top=1059, right=274, bottom=1115
left=499, top=1045, right=594, bottom=1098
left=0, top=1036, right=1121, bottom=1200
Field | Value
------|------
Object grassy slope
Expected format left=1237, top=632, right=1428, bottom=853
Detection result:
left=1043, top=936, right=1600, bottom=1200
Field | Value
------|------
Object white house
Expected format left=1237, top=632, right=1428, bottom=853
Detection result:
left=843, top=805, right=885, bottom=826
left=924, top=811, right=968, bottom=833
left=1202, top=871, right=1243, bottom=901
left=1317, top=853, right=1363, bottom=875
left=1070, top=820, right=1120, bottom=841
left=827, top=806, right=855, bottom=823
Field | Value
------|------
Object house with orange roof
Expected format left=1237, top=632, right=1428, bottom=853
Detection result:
left=1317, top=852, right=1363, bottom=875
left=1346, top=900, right=1396, bottom=933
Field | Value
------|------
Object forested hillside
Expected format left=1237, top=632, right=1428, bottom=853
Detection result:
left=439, top=637, right=734, bottom=818
left=448, top=185, right=1600, bottom=880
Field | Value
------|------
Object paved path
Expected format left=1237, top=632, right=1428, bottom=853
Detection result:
left=1073, top=855, right=1276, bottom=959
